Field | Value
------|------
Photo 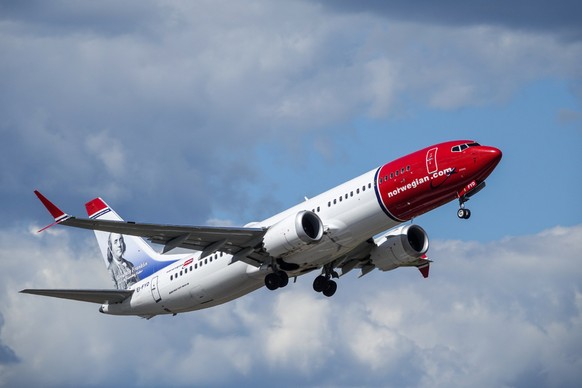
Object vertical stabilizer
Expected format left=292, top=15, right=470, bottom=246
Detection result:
left=85, top=198, right=160, bottom=289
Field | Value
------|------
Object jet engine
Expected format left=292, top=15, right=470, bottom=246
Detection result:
left=370, top=224, right=429, bottom=271
left=262, top=211, right=324, bottom=258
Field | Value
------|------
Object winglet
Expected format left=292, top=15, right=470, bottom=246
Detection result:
left=34, top=190, right=71, bottom=232
left=417, top=254, right=430, bottom=278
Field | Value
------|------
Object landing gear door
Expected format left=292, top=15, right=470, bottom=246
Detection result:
left=426, top=147, right=438, bottom=174
left=151, top=276, right=162, bottom=303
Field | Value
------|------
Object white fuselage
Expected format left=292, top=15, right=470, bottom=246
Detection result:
left=102, top=168, right=399, bottom=316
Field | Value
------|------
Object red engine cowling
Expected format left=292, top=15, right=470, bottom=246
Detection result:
left=370, top=224, right=429, bottom=271
left=262, top=211, right=324, bottom=258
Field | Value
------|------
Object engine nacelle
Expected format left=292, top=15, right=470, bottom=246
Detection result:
left=262, top=211, right=324, bottom=258
left=370, top=224, right=429, bottom=271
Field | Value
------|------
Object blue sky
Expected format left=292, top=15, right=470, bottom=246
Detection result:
left=0, top=1, right=581, bottom=387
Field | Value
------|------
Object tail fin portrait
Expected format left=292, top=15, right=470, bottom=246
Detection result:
left=85, top=198, right=159, bottom=289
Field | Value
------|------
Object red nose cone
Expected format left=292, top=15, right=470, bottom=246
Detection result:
left=477, top=146, right=502, bottom=180
left=482, top=146, right=503, bottom=166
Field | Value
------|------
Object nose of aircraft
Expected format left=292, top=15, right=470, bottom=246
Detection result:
left=476, top=146, right=502, bottom=179
left=481, top=146, right=503, bottom=166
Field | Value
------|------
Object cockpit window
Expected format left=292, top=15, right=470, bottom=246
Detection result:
left=452, top=142, right=481, bottom=152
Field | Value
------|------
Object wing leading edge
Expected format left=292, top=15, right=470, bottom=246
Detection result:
left=34, top=191, right=268, bottom=266
left=20, top=289, right=134, bottom=304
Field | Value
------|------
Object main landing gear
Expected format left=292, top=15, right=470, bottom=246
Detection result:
left=312, top=264, right=339, bottom=297
left=265, top=270, right=289, bottom=290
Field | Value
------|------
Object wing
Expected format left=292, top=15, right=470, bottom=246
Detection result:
left=20, top=289, right=133, bottom=304
left=34, top=191, right=269, bottom=266
left=333, top=239, right=376, bottom=277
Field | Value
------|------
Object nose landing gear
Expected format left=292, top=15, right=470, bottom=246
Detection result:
left=457, top=207, right=471, bottom=219
left=456, top=181, right=487, bottom=220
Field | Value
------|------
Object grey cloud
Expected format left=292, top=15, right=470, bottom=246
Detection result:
left=315, top=0, right=582, bottom=41
left=0, top=0, right=166, bottom=37
left=1, top=0, right=581, bottom=227
left=0, top=313, right=19, bottom=365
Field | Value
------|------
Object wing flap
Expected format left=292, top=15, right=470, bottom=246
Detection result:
left=20, top=289, right=134, bottom=304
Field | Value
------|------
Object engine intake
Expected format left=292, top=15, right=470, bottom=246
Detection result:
left=262, top=211, right=324, bottom=258
left=370, top=224, right=429, bottom=271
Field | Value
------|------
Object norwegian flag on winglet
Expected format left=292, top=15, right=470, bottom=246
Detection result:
left=34, top=190, right=71, bottom=232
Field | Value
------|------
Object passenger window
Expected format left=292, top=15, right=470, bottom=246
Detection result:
left=170, top=275, right=173, bottom=281
left=350, top=191, right=353, bottom=197
left=395, top=170, right=399, bottom=176
left=345, top=194, right=348, bottom=199
left=401, top=168, right=405, bottom=174
left=368, top=183, right=371, bottom=188
left=362, top=185, right=365, bottom=191
left=390, top=173, right=394, bottom=179
left=333, top=199, right=337, bottom=205
left=406, top=166, right=410, bottom=171
left=328, top=201, right=331, bottom=207
left=379, top=177, right=383, bottom=183
left=339, top=196, right=342, bottom=202
left=205, top=259, right=208, bottom=264
left=190, top=266, right=193, bottom=271
left=184, top=268, right=188, bottom=273
left=317, top=206, right=320, bottom=212
left=356, top=188, right=360, bottom=194
left=180, top=270, right=183, bottom=276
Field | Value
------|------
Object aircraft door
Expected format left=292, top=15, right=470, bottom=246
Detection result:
left=151, top=276, right=162, bottom=303
left=426, top=147, right=438, bottom=174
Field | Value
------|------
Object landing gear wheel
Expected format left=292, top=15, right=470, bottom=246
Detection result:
left=322, top=280, right=337, bottom=297
left=457, top=208, right=471, bottom=219
left=265, top=273, right=280, bottom=290
left=277, top=271, right=289, bottom=288
left=313, top=275, right=328, bottom=293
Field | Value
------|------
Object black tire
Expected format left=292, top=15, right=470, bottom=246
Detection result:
left=457, top=208, right=466, bottom=219
left=313, top=275, right=327, bottom=293
left=277, top=271, right=289, bottom=288
left=265, top=273, right=280, bottom=290
left=463, top=209, right=471, bottom=219
left=322, top=280, right=337, bottom=297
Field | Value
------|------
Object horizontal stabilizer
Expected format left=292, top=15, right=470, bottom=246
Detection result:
left=20, top=289, right=133, bottom=304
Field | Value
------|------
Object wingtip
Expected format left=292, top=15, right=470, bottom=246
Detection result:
left=34, top=190, right=66, bottom=219
left=34, top=190, right=70, bottom=232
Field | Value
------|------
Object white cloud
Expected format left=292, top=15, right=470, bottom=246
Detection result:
left=1, top=225, right=581, bottom=386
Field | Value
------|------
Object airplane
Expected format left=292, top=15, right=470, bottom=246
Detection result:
left=22, top=140, right=502, bottom=318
